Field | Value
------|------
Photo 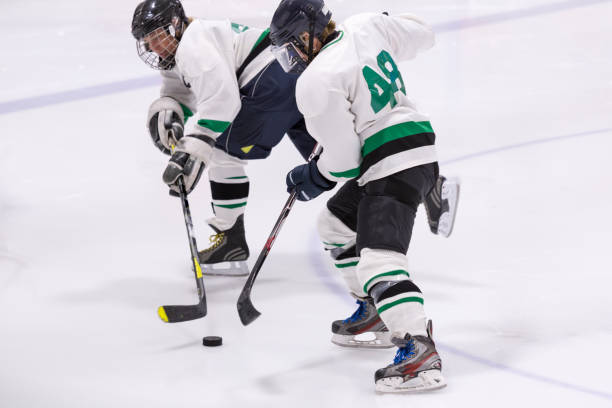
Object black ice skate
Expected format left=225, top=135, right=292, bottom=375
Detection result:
left=374, top=321, right=446, bottom=393
left=197, top=214, right=249, bottom=276
left=331, top=298, right=393, bottom=349
left=424, top=175, right=460, bottom=238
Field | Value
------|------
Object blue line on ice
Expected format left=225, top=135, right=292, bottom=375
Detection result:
left=439, top=343, right=612, bottom=400
left=0, top=75, right=161, bottom=115
left=442, top=128, right=612, bottom=165
left=432, top=0, right=611, bottom=32
left=308, top=127, right=612, bottom=401
left=1, top=0, right=610, bottom=115
left=2, top=0, right=611, bottom=398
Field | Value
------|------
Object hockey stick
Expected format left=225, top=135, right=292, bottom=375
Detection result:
left=158, top=176, right=207, bottom=323
left=237, top=144, right=321, bottom=326
left=236, top=191, right=298, bottom=325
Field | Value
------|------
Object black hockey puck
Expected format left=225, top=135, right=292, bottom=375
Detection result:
left=202, top=336, right=222, bottom=347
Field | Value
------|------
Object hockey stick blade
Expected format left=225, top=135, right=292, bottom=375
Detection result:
left=156, top=176, right=208, bottom=324
left=158, top=300, right=206, bottom=323
left=237, top=289, right=261, bottom=325
left=235, top=144, right=322, bottom=326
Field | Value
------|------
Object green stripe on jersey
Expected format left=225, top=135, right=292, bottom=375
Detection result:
left=197, top=119, right=231, bottom=133
left=250, top=28, right=270, bottom=52
left=321, top=30, right=344, bottom=51
left=377, top=297, right=424, bottom=314
left=363, top=270, right=410, bottom=293
left=335, top=261, right=358, bottom=268
left=329, top=167, right=360, bottom=179
left=362, top=121, right=434, bottom=157
left=226, top=176, right=248, bottom=180
left=323, top=241, right=345, bottom=247
left=179, top=103, right=194, bottom=121
left=231, top=22, right=249, bottom=33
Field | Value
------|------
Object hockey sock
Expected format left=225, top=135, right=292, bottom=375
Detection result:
left=331, top=244, right=364, bottom=297
left=208, top=179, right=249, bottom=231
left=369, top=279, right=427, bottom=337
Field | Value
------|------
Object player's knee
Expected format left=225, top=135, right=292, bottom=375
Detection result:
left=317, top=208, right=356, bottom=250
left=208, top=149, right=248, bottom=181
left=356, top=195, right=416, bottom=254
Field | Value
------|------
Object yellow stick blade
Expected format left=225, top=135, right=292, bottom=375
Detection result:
left=158, top=306, right=169, bottom=322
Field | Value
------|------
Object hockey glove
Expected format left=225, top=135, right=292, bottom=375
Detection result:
left=163, top=134, right=215, bottom=196
left=147, top=97, right=185, bottom=155
left=286, top=159, right=336, bottom=201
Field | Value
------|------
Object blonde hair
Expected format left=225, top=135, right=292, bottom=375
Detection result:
left=320, top=20, right=336, bottom=42
left=298, top=20, right=337, bottom=53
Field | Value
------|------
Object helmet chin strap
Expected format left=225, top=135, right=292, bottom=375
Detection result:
left=164, top=18, right=186, bottom=41
left=176, top=19, right=189, bottom=40
left=307, top=15, right=315, bottom=63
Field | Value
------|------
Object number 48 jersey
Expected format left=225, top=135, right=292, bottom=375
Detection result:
left=295, top=13, right=437, bottom=186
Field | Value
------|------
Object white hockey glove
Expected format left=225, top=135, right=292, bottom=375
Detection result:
left=147, top=96, right=185, bottom=155
left=162, top=134, right=215, bottom=196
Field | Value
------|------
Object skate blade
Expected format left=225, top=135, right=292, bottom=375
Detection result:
left=331, top=332, right=394, bottom=349
left=198, top=261, right=249, bottom=277
left=437, top=178, right=460, bottom=238
left=375, top=370, right=446, bottom=393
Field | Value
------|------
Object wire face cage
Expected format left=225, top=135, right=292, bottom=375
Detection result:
left=136, top=24, right=180, bottom=70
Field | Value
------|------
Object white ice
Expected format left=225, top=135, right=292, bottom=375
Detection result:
left=1, top=0, right=611, bottom=407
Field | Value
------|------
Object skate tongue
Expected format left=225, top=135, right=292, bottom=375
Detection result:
left=205, top=217, right=231, bottom=233
left=391, top=333, right=413, bottom=347
left=207, top=223, right=223, bottom=234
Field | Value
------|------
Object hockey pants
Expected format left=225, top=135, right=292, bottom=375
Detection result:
left=318, top=163, right=438, bottom=337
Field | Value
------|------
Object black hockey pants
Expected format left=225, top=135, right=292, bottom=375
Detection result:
left=327, top=163, right=439, bottom=255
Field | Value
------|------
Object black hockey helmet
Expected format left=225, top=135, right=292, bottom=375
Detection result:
left=269, top=0, right=332, bottom=74
left=131, top=0, right=189, bottom=70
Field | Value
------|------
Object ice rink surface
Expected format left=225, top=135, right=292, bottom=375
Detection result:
left=1, top=0, right=611, bottom=406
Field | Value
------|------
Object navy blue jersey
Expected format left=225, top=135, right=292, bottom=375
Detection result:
left=215, top=60, right=316, bottom=161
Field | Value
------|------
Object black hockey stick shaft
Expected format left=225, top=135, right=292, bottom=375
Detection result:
left=178, top=177, right=206, bottom=300
left=237, top=192, right=298, bottom=325
left=158, top=177, right=207, bottom=323
left=237, top=144, right=322, bottom=326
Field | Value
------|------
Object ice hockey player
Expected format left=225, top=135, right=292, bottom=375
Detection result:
left=270, top=0, right=455, bottom=393
left=130, top=0, right=317, bottom=275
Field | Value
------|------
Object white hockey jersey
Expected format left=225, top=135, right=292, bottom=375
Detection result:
left=295, top=13, right=437, bottom=185
left=158, top=20, right=274, bottom=140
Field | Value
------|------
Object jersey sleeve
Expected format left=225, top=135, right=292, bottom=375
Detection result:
left=159, top=69, right=197, bottom=122
left=297, top=77, right=362, bottom=182
left=176, top=21, right=242, bottom=140
left=378, top=13, right=435, bottom=61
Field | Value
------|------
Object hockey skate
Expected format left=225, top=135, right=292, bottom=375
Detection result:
left=374, top=321, right=446, bottom=393
left=331, top=298, right=393, bottom=348
left=197, top=214, right=249, bottom=277
left=424, top=175, right=460, bottom=238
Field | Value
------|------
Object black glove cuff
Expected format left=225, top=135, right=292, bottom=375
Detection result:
left=148, top=114, right=172, bottom=155
left=169, top=151, right=190, bottom=167
left=309, top=159, right=336, bottom=191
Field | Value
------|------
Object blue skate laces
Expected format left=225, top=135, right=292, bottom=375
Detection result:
left=344, top=300, right=367, bottom=323
left=393, top=338, right=416, bottom=365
